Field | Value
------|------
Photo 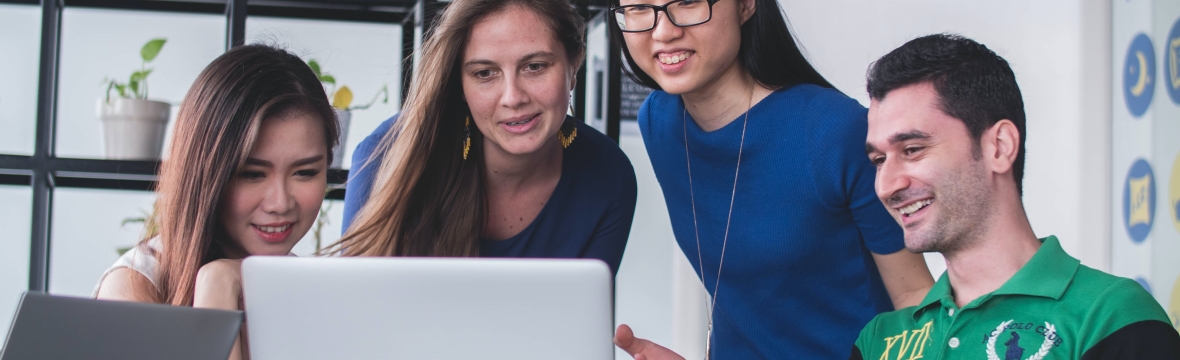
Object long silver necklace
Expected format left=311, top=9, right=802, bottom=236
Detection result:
left=683, top=90, right=751, bottom=360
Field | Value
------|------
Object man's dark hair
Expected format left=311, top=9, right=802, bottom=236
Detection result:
left=866, top=33, right=1027, bottom=195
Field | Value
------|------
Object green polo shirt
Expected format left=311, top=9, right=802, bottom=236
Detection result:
left=851, top=236, right=1180, bottom=360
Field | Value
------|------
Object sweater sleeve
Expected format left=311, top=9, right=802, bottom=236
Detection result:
left=804, top=89, right=905, bottom=254
left=341, top=115, right=397, bottom=234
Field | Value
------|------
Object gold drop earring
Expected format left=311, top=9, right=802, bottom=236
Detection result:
left=557, top=119, right=577, bottom=148
left=559, top=94, right=577, bottom=148
left=463, top=116, right=472, bottom=160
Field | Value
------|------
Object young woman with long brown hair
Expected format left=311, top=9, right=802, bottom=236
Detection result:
left=93, top=44, right=339, bottom=360
left=335, top=0, right=637, bottom=274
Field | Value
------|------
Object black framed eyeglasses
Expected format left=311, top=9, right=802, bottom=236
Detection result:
left=610, top=0, right=722, bottom=33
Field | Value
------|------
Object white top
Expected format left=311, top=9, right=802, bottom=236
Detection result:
left=92, top=237, right=162, bottom=297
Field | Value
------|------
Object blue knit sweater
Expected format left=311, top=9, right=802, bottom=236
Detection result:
left=639, top=84, right=904, bottom=358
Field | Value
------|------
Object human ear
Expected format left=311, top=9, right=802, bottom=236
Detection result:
left=740, top=0, right=756, bottom=23
left=982, top=120, right=1020, bottom=175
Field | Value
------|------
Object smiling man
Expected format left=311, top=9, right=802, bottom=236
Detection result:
left=852, top=34, right=1180, bottom=360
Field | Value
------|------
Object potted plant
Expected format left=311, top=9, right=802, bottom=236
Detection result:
left=99, top=38, right=170, bottom=160
left=306, top=59, right=389, bottom=168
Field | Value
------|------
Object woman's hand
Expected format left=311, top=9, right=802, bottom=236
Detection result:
left=193, top=258, right=248, bottom=360
left=615, top=324, right=685, bottom=360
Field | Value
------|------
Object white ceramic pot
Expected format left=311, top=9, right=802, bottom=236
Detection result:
left=98, top=98, right=170, bottom=160
left=332, top=108, right=351, bottom=169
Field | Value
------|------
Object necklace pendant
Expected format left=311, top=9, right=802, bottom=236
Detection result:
left=704, top=325, right=712, bottom=360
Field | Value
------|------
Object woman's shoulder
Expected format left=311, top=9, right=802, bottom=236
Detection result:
left=92, top=238, right=162, bottom=299
left=638, top=90, right=680, bottom=120
left=119, top=238, right=162, bottom=281
left=567, top=120, right=637, bottom=190
left=355, top=114, right=400, bottom=157
left=768, top=84, right=868, bottom=137
left=770, top=83, right=864, bottom=113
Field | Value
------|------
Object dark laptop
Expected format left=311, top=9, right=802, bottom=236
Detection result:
left=2, top=292, right=241, bottom=360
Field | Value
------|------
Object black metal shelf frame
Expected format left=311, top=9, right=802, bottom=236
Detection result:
left=0, top=0, right=623, bottom=293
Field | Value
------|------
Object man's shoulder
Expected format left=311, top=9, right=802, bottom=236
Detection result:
left=852, top=306, right=937, bottom=359
left=1067, top=265, right=1170, bottom=325
left=853, top=306, right=927, bottom=343
left=1062, top=265, right=1178, bottom=357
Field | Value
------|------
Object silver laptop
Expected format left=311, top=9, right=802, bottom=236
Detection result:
left=1, top=292, right=241, bottom=360
left=241, top=257, right=613, bottom=360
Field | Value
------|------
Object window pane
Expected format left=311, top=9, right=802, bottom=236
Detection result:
left=0, top=4, right=41, bottom=156
left=48, top=188, right=155, bottom=297
left=246, top=17, right=402, bottom=169
left=56, top=8, right=225, bottom=159
left=0, top=186, right=31, bottom=331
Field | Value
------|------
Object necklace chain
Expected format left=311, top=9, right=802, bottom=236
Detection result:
left=684, top=90, right=751, bottom=360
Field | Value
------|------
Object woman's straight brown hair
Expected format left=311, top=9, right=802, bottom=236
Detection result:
left=151, top=44, right=338, bottom=306
left=325, top=0, right=585, bottom=257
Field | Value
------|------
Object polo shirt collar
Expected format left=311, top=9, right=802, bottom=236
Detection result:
left=990, top=236, right=1079, bottom=299
left=909, top=236, right=1079, bottom=319
left=911, top=272, right=953, bottom=319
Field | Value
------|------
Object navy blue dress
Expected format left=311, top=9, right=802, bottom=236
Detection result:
left=342, top=115, right=637, bottom=274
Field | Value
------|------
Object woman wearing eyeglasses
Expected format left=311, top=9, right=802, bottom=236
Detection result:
left=608, top=0, right=933, bottom=359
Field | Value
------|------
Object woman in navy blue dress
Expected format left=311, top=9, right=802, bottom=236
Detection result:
left=330, top=0, right=636, bottom=275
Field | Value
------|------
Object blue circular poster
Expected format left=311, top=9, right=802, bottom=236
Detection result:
left=1124, top=33, right=1156, bottom=117
left=1123, top=159, right=1157, bottom=243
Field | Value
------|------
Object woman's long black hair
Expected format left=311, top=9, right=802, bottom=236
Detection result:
left=610, top=0, right=834, bottom=91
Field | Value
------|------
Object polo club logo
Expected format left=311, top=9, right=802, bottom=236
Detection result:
left=986, top=320, right=1055, bottom=360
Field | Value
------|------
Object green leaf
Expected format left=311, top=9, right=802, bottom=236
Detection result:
left=140, top=38, right=166, bottom=62
left=308, top=59, right=322, bottom=77
left=114, top=83, right=128, bottom=98
left=348, top=85, right=390, bottom=111
left=128, top=78, right=140, bottom=95
left=320, top=74, right=336, bottom=85
left=130, top=71, right=145, bottom=83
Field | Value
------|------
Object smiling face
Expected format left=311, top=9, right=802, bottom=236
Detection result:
left=219, top=110, right=328, bottom=256
left=866, top=82, right=992, bottom=254
left=618, top=0, right=753, bottom=95
left=461, top=5, right=574, bottom=158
